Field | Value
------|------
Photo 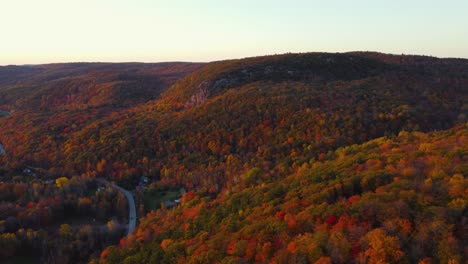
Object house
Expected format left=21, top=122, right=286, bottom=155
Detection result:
left=45, top=179, right=54, bottom=184
left=140, top=176, right=149, bottom=184
left=22, top=168, right=37, bottom=177
left=137, top=176, right=150, bottom=188
left=163, top=200, right=176, bottom=208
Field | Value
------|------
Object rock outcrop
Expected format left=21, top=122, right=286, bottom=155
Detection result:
left=0, top=143, right=5, bottom=156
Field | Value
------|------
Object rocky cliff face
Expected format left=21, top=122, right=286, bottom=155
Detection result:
left=0, top=143, right=5, bottom=156
left=0, top=110, right=10, bottom=117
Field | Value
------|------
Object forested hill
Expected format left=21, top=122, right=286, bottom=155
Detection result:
left=0, top=53, right=466, bottom=188
left=0, top=61, right=203, bottom=177
left=160, top=52, right=468, bottom=109
left=0, top=52, right=466, bottom=263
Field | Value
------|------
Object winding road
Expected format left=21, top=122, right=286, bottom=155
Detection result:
left=97, top=179, right=136, bottom=237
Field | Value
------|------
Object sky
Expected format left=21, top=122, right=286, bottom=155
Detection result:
left=1, top=0, right=467, bottom=65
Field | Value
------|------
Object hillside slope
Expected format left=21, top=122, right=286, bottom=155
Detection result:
left=0, top=53, right=466, bottom=187
left=0, top=62, right=203, bottom=173
left=100, top=126, right=467, bottom=263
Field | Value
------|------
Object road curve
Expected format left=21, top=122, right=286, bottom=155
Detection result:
left=97, top=179, right=136, bottom=237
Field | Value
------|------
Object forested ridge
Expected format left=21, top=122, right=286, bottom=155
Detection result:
left=0, top=52, right=466, bottom=263
left=102, top=125, right=467, bottom=263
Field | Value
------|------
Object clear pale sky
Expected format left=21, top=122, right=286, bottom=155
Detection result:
left=1, top=0, right=467, bottom=65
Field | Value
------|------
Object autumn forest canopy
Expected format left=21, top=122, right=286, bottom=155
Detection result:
left=0, top=52, right=466, bottom=263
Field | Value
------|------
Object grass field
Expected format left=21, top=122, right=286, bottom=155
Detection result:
left=143, top=188, right=181, bottom=211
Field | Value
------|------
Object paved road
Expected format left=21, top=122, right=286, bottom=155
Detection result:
left=97, top=179, right=136, bottom=237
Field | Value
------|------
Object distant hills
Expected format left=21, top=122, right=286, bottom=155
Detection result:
left=0, top=62, right=203, bottom=111
left=0, top=52, right=466, bottom=263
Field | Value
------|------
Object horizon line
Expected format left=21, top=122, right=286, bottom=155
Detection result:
left=2, top=51, right=468, bottom=67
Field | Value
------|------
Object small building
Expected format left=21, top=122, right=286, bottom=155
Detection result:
left=138, top=176, right=150, bottom=188
left=22, top=168, right=37, bottom=177
left=163, top=200, right=176, bottom=208
left=45, top=179, right=54, bottom=184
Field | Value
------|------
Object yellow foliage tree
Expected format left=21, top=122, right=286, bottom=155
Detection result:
left=59, top=224, right=72, bottom=238
left=55, top=177, right=69, bottom=189
left=358, top=228, right=405, bottom=264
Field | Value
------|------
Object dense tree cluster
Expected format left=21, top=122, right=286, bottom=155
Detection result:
left=0, top=176, right=128, bottom=263
left=99, top=127, right=467, bottom=263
